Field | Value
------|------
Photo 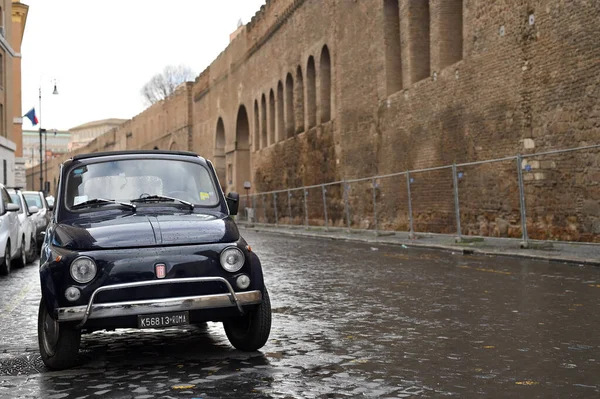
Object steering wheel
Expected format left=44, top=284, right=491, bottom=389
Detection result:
left=139, top=193, right=151, bottom=198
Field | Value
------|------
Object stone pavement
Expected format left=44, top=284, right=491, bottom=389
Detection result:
left=238, top=223, right=600, bottom=266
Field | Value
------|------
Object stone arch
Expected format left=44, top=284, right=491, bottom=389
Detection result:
left=295, top=66, right=305, bottom=133
left=261, top=94, right=267, bottom=148
left=268, top=89, right=275, bottom=145
left=319, top=45, right=332, bottom=123
left=285, top=73, right=295, bottom=138
left=214, top=117, right=226, bottom=186
left=253, top=99, right=260, bottom=151
left=233, top=105, right=251, bottom=193
left=306, top=56, right=317, bottom=128
left=277, top=81, right=284, bottom=142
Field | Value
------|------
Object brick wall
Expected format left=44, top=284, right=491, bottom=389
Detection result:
left=27, top=0, right=600, bottom=241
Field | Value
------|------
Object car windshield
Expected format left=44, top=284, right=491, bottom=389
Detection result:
left=65, top=159, right=219, bottom=210
left=24, top=194, right=42, bottom=209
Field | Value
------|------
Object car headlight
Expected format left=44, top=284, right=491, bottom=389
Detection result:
left=70, top=256, right=97, bottom=284
left=219, top=247, right=245, bottom=273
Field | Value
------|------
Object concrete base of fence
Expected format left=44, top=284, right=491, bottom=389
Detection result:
left=239, top=222, right=600, bottom=267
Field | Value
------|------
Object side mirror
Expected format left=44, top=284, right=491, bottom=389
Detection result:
left=6, top=203, right=20, bottom=212
left=28, top=206, right=39, bottom=214
left=226, top=192, right=239, bottom=216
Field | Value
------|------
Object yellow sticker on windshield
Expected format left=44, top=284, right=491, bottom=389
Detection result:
left=200, top=192, right=210, bottom=200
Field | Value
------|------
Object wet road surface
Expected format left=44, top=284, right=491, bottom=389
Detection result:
left=0, top=230, right=599, bottom=398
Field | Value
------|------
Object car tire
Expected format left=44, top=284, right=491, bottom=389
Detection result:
left=26, top=235, right=37, bottom=263
left=223, top=288, right=272, bottom=352
left=14, top=238, right=26, bottom=268
left=0, top=242, right=11, bottom=276
left=38, top=299, right=81, bottom=370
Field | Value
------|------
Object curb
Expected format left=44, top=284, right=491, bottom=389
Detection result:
left=239, top=224, right=600, bottom=267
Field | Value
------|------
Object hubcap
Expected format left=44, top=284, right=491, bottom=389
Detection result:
left=42, top=309, right=59, bottom=357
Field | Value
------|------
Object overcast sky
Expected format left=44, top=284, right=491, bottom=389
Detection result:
left=20, top=0, right=266, bottom=131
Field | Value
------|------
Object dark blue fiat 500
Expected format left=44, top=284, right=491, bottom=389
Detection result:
left=38, top=150, right=271, bottom=370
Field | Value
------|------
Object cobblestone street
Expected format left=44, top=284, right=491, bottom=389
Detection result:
left=1, top=230, right=600, bottom=398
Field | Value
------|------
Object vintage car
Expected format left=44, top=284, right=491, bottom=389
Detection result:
left=0, top=184, right=22, bottom=275
left=23, top=190, right=53, bottom=246
left=38, top=150, right=271, bottom=370
left=7, top=188, right=39, bottom=266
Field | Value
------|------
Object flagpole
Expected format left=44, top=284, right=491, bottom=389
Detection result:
left=39, top=86, right=43, bottom=192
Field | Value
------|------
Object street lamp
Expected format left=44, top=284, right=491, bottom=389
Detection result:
left=39, top=81, right=58, bottom=193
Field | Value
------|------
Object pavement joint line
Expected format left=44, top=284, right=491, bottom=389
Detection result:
left=1, top=278, right=36, bottom=317
left=239, top=224, right=600, bottom=267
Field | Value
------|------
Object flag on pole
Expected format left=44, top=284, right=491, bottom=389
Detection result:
left=24, top=108, right=39, bottom=125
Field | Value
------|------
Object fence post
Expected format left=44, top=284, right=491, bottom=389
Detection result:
left=343, top=181, right=351, bottom=229
left=287, top=190, right=293, bottom=225
left=273, top=192, right=278, bottom=226
left=262, top=194, right=267, bottom=224
left=303, top=189, right=309, bottom=228
left=452, top=164, right=462, bottom=242
left=322, top=185, right=329, bottom=228
left=252, top=195, right=256, bottom=223
left=516, top=154, right=529, bottom=248
left=406, top=171, right=415, bottom=239
left=372, top=178, right=378, bottom=234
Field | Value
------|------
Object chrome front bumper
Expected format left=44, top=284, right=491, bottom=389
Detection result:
left=56, top=277, right=262, bottom=328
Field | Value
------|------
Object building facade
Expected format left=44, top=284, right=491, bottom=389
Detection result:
left=0, top=0, right=28, bottom=187
left=28, top=0, right=600, bottom=241
left=10, top=0, right=28, bottom=188
left=23, top=129, right=71, bottom=168
left=68, top=118, right=127, bottom=151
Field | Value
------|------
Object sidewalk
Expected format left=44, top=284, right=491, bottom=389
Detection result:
left=238, top=222, right=600, bottom=266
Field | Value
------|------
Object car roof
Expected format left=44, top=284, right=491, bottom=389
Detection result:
left=72, top=150, right=203, bottom=161
left=22, top=191, right=42, bottom=195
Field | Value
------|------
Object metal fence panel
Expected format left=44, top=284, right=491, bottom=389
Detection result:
left=346, top=179, right=376, bottom=230
left=523, top=149, right=600, bottom=242
left=409, top=167, right=456, bottom=234
left=305, top=186, right=326, bottom=227
left=457, top=160, right=521, bottom=238
left=324, top=182, right=345, bottom=228
left=376, top=174, right=409, bottom=232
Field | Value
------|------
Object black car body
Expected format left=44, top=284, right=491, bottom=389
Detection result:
left=38, top=150, right=271, bottom=370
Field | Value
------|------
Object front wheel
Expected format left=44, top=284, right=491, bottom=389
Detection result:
left=223, top=288, right=272, bottom=351
left=0, top=242, right=10, bottom=276
left=14, top=238, right=26, bottom=268
left=38, top=299, right=81, bottom=370
left=26, top=235, right=37, bottom=263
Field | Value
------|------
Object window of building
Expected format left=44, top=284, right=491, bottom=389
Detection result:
left=437, top=0, right=463, bottom=69
left=384, top=0, right=402, bottom=95
left=306, top=57, right=317, bottom=128
left=0, top=53, right=3, bottom=88
left=254, top=100, right=260, bottom=150
left=408, top=0, right=431, bottom=83
left=319, top=45, right=332, bottom=123
left=0, top=104, right=4, bottom=138
left=285, top=73, right=295, bottom=138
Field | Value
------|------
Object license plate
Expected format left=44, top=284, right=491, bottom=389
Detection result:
left=137, top=311, right=189, bottom=328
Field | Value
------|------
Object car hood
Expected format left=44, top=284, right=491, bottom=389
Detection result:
left=54, top=213, right=239, bottom=250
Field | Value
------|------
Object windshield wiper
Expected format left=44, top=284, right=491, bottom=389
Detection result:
left=71, top=198, right=136, bottom=211
left=130, top=195, right=194, bottom=210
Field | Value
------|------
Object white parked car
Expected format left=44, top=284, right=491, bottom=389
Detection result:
left=7, top=189, right=39, bottom=267
left=23, top=190, right=52, bottom=245
left=0, top=184, right=23, bottom=275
